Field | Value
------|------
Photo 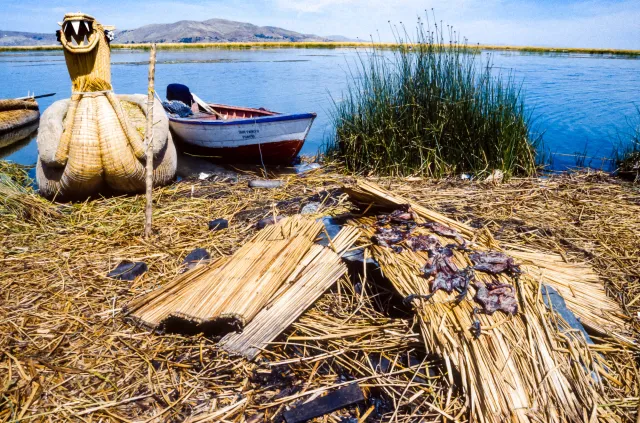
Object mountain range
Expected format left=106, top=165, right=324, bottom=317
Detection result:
left=0, top=18, right=348, bottom=46
left=0, top=30, right=57, bottom=46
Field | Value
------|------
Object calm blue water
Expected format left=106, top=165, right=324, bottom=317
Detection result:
left=1, top=48, right=639, bottom=170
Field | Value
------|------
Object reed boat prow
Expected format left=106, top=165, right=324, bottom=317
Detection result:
left=164, top=85, right=316, bottom=165
left=0, top=98, right=40, bottom=150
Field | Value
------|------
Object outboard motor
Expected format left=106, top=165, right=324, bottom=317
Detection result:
left=164, top=83, right=194, bottom=117
left=166, top=83, right=193, bottom=106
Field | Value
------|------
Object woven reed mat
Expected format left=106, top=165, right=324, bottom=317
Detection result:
left=125, top=216, right=337, bottom=336
left=346, top=180, right=636, bottom=423
left=220, top=225, right=361, bottom=359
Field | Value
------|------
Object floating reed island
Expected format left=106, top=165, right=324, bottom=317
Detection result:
left=1, top=159, right=639, bottom=421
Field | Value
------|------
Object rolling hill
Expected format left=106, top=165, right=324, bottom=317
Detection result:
left=0, top=30, right=57, bottom=46
left=115, top=18, right=331, bottom=43
left=0, top=19, right=350, bottom=46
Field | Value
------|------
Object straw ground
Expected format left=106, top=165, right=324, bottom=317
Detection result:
left=1, top=162, right=639, bottom=421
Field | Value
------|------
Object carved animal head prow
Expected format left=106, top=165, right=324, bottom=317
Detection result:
left=58, top=13, right=115, bottom=54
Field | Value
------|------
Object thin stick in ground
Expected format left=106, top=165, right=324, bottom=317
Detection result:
left=145, top=43, right=157, bottom=238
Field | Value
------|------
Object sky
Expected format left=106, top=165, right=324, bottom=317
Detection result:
left=0, top=0, right=639, bottom=49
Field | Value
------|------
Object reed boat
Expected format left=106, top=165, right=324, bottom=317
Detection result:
left=0, top=98, right=40, bottom=149
left=165, top=85, right=316, bottom=165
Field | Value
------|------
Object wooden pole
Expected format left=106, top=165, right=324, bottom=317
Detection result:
left=144, top=44, right=157, bottom=238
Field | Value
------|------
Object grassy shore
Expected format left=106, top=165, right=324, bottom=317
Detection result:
left=1, top=41, right=639, bottom=56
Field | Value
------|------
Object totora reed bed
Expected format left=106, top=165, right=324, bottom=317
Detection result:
left=325, top=16, right=541, bottom=179
left=0, top=161, right=639, bottom=421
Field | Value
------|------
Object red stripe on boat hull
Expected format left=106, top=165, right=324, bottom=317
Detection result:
left=176, top=139, right=305, bottom=165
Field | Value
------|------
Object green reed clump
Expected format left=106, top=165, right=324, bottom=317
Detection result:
left=614, top=108, right=640, bottom=181
left=325, top=16, right=541, bottom=177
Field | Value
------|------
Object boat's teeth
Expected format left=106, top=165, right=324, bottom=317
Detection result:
left=83, top=21, right=90, bottom=33
left=71, top=20, right=80, bottom=36
left=63, top=23, right=68, bottom=34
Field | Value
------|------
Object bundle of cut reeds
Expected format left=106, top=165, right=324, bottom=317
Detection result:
left=347, top=180, right=635, bottom=422
left=346, top=180, right=633, bottom=343
left=126, top=216, right=332, bottom=334
left=220, top=225, right=361, bottom=359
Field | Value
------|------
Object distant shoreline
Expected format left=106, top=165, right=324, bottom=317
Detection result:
left=1, top=42, right=639, bottom=56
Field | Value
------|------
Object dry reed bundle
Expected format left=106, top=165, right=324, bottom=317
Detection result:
left=220, top=225, right=361, bottom=359
left=126, top=216, right=326, bottom=332
left=346, top=180, right=633, bottom=344
left=347, top=180, right=637, bottom=422
left=36, top=13, right=176, bottom=199
left=0, top=174, right=61, bottom=223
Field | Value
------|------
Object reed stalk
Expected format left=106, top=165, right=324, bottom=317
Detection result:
left=144, top=44, right=157, bottom=237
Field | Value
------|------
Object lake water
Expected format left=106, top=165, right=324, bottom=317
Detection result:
left=1, top=48, right=639, bottom=171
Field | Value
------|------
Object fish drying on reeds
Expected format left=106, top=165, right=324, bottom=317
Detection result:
left=470, top=250, right=520, bottom=274
left=405, top=233, right=441, bottom=252
left=420, top=221, right=465, bottom=244
left=473, top=280, right=518, bottom=315
left=346, top=180, right=638, bottom=423
left=376, top=204, right=417, bottom=225
left=372, top=226, right=407, bottom=248
left=36, top=13, right=176, bottom=199
left=372, top=206, right=420, bottom=251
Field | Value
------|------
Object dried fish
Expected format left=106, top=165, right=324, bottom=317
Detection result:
left=421, top=222, right=464, bottom=243
left=470, top=251, right=520, bottom=275
left=421, top=247, right=456, bottom=277
left=421, top=246, right=474, bottom=302
left=432, top=267, right=475, bottom=303
left=376, top=204, right=417, bottom=225
left=372, top=226, right=406, bottom=248
left=474, top=281, right=518, bottom=315
left=405, top=234, right=441, bottom=252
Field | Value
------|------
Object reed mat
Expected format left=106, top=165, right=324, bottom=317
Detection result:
left=125, top=216, right=325, bottom=331
left=220, top=225, right=361, bottom=359
left=0, top=161, right=638, bottom=421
